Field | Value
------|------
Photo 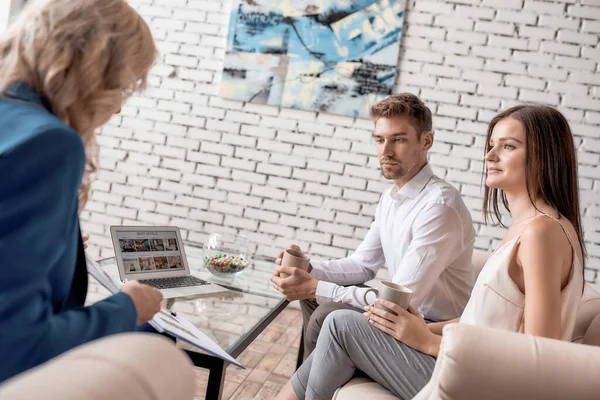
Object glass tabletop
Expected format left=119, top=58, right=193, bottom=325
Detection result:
left=88, top=243, right=287, bottom=357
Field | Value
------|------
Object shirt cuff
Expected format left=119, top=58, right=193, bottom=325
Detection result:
left=315, top=280, right=337, bottom=304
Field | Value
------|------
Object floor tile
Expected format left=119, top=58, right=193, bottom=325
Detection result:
left=193, top=307, right=301, bottom=399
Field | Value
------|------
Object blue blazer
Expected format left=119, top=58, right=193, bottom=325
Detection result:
left=0, top=83, right=137, bottom=383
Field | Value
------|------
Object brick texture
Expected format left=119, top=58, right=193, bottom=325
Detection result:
left=81, top=0, right=600, bottom=289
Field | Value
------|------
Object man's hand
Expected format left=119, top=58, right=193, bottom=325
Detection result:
left=271, top=265, right=318, bottom=301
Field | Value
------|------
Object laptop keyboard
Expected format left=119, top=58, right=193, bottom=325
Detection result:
left=139, top=276, right=210, bottom=290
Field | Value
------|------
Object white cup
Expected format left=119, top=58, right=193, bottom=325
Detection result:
left=363, top=281, right=413, bottom=315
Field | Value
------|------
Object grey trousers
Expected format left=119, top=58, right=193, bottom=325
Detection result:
left=291, top=310, right=436, bottom=400
left=300, top=299, right=361, bottom=360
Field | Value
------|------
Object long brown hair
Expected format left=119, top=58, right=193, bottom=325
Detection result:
left=483, top=105, right=586, bottom=263
left=0, top=0, right=157, bottom=208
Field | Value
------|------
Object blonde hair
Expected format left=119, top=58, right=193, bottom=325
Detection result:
left=0, top=0, right=157, bottom=207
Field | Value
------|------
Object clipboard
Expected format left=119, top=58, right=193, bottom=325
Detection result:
left=86, top=256, right=244, bottom=368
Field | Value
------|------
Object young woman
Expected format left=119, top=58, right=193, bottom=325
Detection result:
left=0, top=0, right=163, bottom=383
left=276, top=104, right=585, bottom=400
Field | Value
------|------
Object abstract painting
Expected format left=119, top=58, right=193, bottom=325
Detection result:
left=221, top=0, right=406, bottom=119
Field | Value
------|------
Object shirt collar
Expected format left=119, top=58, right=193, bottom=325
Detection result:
left=391, top=163, right=434, bottom=200
left=3, top=81, right=52, bottom=112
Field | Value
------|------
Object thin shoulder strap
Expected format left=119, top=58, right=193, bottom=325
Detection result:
left=539, top=214, right=583, bottom=270
left=540, top=214, right=576, bottom=249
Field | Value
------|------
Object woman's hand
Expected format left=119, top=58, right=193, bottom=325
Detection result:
left=364, top=299, right=441, bottom=357
left=121, top=281, right=163, bottom=325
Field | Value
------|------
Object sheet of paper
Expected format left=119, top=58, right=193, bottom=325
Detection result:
left=86, top=256, right=121, bottom=294
left=152, top=310, right=244, bottom=369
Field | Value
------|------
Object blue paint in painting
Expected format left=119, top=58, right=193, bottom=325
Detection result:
left=315, top=0, right=380, bottom=25
left=221, top=0, right=406, bottom=119
left=287, top=18, right=346, bottom=63
left=231, top=4, right=289, bottom=54
left=331, top=3, right=404, bottom=61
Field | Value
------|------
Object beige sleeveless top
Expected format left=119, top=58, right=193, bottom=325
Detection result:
left=460, top=214, right=583, bottom=340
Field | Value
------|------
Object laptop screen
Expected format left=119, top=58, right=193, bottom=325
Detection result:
left=115, top=229, right=185, bottom=274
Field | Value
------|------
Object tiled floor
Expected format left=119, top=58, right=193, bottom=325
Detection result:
left=193, top=306, right=303, bottom=400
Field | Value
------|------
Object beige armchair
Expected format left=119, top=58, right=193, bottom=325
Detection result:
left=334, top=251, right=600, bottom=400
left=0, top=333, right=195, bottom=400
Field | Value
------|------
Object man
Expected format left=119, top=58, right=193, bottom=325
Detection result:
left=271, top=93, right=476, bottom=359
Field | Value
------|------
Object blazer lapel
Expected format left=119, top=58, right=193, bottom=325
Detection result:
left=68, top=227, right=89, bottom=307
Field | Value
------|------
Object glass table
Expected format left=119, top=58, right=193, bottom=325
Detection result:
left=90, top=244, right=289, bottom=400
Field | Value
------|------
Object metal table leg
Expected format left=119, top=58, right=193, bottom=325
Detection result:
left=295, top=330, right=304, bottom=370
left=206, top=359, right=226, bottom=400
left=186, top=351, right=226, bottom=400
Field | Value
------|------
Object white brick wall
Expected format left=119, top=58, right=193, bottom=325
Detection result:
left=81, top=0, right=600, bottom=290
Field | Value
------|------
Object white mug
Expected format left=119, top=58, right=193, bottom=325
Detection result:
left=363, top=281, right=413, bottom=315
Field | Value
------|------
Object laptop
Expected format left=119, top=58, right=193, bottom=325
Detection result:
left=110, top=226, right=228, bottom=299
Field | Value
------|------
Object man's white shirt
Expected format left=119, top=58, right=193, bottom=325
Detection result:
left=310, top=164, right=475, bottom=321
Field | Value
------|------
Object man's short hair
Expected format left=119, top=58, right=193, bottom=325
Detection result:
left=370, top=93, right=433, bottom=138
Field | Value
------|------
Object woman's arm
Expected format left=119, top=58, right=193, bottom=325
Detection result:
left=428, top=318, right=460, bottom=335
left=518, top=217, right=573, bottom=339
left=0, top=128, right=137, bottom=382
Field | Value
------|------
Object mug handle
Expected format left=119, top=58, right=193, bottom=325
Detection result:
left=363, top=288, right=378, bottom=305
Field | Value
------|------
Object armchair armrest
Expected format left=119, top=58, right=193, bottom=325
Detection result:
left=414, top=323, right=600, bottom=400
left=0, top=333, right=194, bottom=400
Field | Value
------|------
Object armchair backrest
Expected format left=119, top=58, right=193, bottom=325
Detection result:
left=573, top=285, right=600, bottom=344
left=470, top=249, right=600, bottom=345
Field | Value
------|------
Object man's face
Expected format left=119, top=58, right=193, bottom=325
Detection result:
left=373, top=117, right=428, bottom=180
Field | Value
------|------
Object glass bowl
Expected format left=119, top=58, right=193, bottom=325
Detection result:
left=202, top=233, right=250, bottom=278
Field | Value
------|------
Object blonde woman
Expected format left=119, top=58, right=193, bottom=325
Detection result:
left=0, top=0, right=163, bottom=383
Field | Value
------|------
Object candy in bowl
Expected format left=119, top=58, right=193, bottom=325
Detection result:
left=202, top=233, right=250, bottom=277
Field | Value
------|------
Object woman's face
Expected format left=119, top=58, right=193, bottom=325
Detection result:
left=485, top=117, right=527, bottom=192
